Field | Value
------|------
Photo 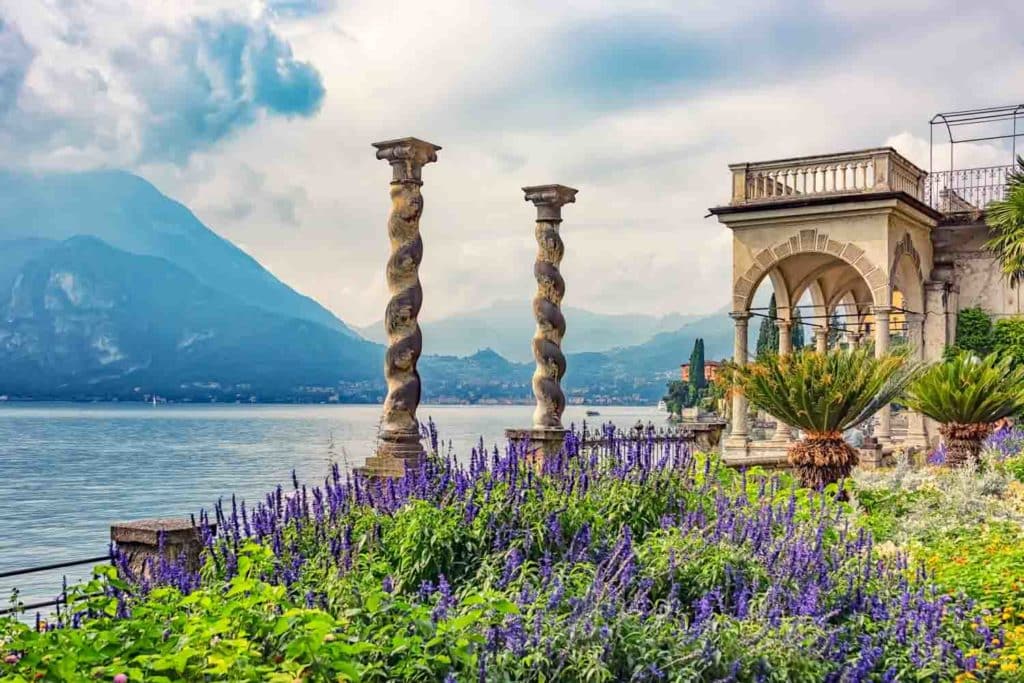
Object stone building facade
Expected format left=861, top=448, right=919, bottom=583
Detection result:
left=710, top=147, right=1016, bottom=467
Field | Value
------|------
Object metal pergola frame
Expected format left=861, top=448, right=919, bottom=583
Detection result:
left=929, top=104, right=1024, bottom=176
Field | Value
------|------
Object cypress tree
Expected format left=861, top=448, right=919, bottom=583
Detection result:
left=827, top=311, right=843, bottom=347
left=690, top=338, right=707, bottom=389
left=755, top=294, right=780, bottom=358
left=791, top=307, right=805, bottom=350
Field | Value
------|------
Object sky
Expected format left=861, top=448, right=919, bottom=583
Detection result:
left=1, top=1, right=1023, bottom=327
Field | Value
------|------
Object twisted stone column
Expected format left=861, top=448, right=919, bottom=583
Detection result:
left=507, top=184, right=577, bottom=460
left=362, top=137, right=440, bottom=477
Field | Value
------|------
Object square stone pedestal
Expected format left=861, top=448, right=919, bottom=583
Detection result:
left=357, top=431, right=426, bottom=479
left=111, top=517, right=215, bottom=579
left=505, top=427, right=567, bottom=464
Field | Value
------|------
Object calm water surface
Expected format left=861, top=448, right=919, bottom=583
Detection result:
left=0, top=402, right=665, bottom=608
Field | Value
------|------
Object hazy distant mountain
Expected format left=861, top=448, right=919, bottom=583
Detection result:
left=0, top=169, right=731, bottom=404
left=0, top=236, right=383, bottom=400
left=357, top=299, right=707, bottom=362
left=0, top=170, right=358, bottom=337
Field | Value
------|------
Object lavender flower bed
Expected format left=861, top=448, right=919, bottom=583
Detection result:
left=1, top=425, right=995, bottom=681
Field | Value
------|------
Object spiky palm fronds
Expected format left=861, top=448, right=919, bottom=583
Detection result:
left=985, top=156, right=1024, bottom=285
left=904, top=351, right=1024, bottom=425
left=724, top=347, right=920, bottom=436
left=903, top=351, right=1024, bottom=466
left=722, top=348, right=920, bottom=489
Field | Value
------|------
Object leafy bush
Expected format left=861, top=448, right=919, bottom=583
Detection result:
left=993, top=317, right=1024, bottom=368
left=0, top=428, right=996, bottom=681
left=947, top=307, right=993, bottom=359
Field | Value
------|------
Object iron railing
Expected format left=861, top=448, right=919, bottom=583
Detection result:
left=0, top=554, right=110, bottom=617
left=924, top=164, right=1015, bottom=213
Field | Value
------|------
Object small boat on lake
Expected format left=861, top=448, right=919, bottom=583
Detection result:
left=586, top=409, right=600, bottom=417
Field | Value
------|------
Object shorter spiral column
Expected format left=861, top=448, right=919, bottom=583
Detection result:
left=360, top=137, right=440, bottom=479
left=506, top=184, right=578, bottom=462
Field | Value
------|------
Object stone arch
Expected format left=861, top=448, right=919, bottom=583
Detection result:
left=733, top=227, right=888, bottom=313
left=889, top=232, right=925, bottom=313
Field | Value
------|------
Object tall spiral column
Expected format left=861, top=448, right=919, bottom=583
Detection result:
left=361, top=137, right=441, bottom=478
left=507, top=184, right=578, bottom=460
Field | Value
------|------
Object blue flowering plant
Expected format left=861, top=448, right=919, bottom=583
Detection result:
left=0, top=423, right=999, bottom=681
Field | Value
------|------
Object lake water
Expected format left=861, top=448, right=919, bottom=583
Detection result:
left=0, top=402, right=665, bottom=611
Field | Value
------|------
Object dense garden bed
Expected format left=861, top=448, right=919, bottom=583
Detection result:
left=2, top=425, right=1023, bottom=681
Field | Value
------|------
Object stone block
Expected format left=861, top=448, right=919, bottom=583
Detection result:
left=111, top=517, right=214, bottom=578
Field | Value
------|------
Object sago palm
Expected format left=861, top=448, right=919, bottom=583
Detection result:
left=985, top=156, right=1024, bottom=285
left=903, top=351, right=1024, bottom=467
left=725, top=347, right=919, bottom=489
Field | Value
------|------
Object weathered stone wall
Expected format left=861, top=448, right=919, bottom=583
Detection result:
left=933, top=220, right=1023, bottom=316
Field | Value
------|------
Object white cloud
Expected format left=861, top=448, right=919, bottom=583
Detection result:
left=3, top=0, right=1024, bottom=329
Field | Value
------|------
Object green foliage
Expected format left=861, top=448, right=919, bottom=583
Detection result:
left=663, top=379, right=696, bottom=414
left=920, top=523, right=1024, bottom=614
left=904, top=351, right=1024, bottom=425
left=993, top=317, right=1024, bottom=367
left=950, top=306, right=994, bottom=358
left=985, top=156, right=1024, bottom=286
left=724, top=347, right=920, bottom=435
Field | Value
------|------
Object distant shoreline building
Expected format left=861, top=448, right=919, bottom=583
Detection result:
left=680, top=360, right=721, bottom=383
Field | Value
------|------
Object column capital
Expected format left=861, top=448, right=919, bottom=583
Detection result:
left=775, top=319, right=792, bottom=331
left=373, top=137, right=441, bottom=184
left=729, top=311, right=752, bottom=322
left=523, top=184, right=578, bottom=221
left=871, top=305, right=892, bottom=317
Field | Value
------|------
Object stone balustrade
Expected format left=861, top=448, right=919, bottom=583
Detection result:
left=730, top=148, right=926, bottom=205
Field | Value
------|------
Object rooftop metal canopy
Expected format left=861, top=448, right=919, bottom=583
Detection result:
left=929, top=104, right=1024, bottom=174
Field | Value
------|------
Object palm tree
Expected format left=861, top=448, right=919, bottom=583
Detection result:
left=903, top=352, right=1024, bottom=467
left=985, top=156, right=1024, bottom=284
left=724, top=348, right=919, bottom=489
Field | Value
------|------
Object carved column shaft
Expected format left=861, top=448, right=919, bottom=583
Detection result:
left=814, top=327, right=828, bottom=353
left=873, top=305, right=892, bottom=443
left=525, top=185, right=577, bottom=431
left=728, top=312, right=751, bottom=440
left=368, top=137, right=440, bottom=472
left=772, top=319, right=795, bottom=442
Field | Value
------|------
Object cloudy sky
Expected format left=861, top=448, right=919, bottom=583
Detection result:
left=1, top=0, right=1023, bottom=327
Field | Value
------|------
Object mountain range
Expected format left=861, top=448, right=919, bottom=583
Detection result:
left=356, top=300, right=705, bottom=362
left=0, top=170, right=731, bottom=403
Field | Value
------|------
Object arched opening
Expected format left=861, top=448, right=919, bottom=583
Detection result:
left=737, top=249, right=881, bottom=442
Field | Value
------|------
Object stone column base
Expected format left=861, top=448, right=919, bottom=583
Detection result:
left=506, top=427, right=566, bottom=464
left=357, top=430, right=426, bottom=479
left=722, top=438, right=790, bottom=470
left=857, top=437, right=890, bottom=469
left=111, top=517, right=215, bottom=579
